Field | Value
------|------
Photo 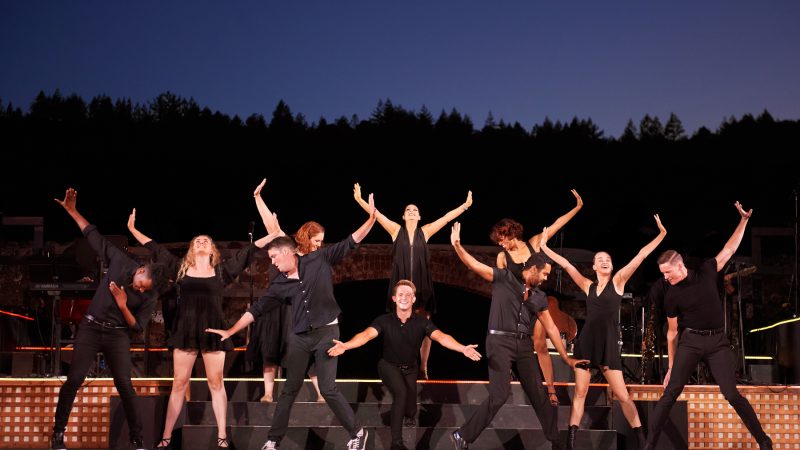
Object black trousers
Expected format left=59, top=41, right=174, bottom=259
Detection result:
left=53, top=318, right=141, bottom=441
left=267, top=324, right=361, bottom=443
left=378, top=358, right=418, bottom=444
left=646, top=331, right=768, bottom=445
left=459, top=334, right=559, bottom=443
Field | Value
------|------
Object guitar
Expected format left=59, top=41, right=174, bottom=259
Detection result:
left=546, top=295, right=578, bottom=342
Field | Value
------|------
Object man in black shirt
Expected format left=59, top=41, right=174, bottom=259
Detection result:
left=51, top=188, right=165, bottom=450
left=207, top=195, right=377, bottom=450
left=642, top=202, right=772, bottom=450
left=449, top=222, right=585, bottom=450
left=328, top=279, right=482, bottom=450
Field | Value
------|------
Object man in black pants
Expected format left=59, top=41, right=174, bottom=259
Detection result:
left=51, top=188, right=165, bottom=450
left=449, top=222, right=585, bottom=450
left=207, top=195, right=377, bottom=450
left=328, top=279, right=482, bottom=450
left=643, top=201, right=772, bottom=450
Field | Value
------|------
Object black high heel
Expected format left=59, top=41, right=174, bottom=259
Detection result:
left=566, top=425, right=578, bottom=450
left=153, top=437, right=172, bottom=450
left=217, top=437, right=230, bottom=450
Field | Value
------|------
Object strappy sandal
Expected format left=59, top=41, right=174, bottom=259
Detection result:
left=217, top=437, right=230, bottom=449
left=547, top=390, right=559, bottom=406
left=154, top=437, right=172, bottom=450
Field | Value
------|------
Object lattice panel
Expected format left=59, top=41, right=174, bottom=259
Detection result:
left=629, top=385, right=800, bottom=449
left=1, top=380, right=166, bottom=449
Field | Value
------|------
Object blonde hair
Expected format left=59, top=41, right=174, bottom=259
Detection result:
left=177, top=235, right=222, bottom=280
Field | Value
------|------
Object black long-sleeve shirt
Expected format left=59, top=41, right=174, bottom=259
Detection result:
left=249, top=235, right=358, bottom=334
left=83, top=225, right=157, bottom=331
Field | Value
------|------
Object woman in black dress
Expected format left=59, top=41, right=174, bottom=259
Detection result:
left=353, top=182, right=472, bottom=379
left=128, top=209, right=275, bottom=450
left=540, top=214, right=666, bottom=450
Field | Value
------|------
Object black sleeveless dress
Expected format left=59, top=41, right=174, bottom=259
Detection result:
left=573, top=282, right=623, bottom=370
left=503, top=241, right=537, bottom=281
left=387, top=227, right=435, bottom=313
left=145, top=241, right=256, bottom=352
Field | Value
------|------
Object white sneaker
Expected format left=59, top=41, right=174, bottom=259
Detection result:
left=347, top=428, right=368, bottom=450
left=260, top=440, right=278, bottom=450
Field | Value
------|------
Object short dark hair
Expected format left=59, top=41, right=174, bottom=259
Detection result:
left=144, top=262, right=169, bottom=294
left=657, top=250, right=682, bottom=265
left=490, top=218, right=523, bottom=243
left=266, top=236, right=297, bottom=253
left=526, top=253, right=548, bottom=271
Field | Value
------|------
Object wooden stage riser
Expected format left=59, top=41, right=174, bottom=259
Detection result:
left=0, top=380, right=797, bottom=449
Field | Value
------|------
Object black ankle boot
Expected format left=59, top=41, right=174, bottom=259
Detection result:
left=566, top=425, right=578, bottom=450
left=632, top=426, right=646, bottom=449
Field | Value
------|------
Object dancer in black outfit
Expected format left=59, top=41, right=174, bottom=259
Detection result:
left=128, top=207, right=277, bottom=450
left=540, top=215, right=666, bottom=449
left=328, top=279, right=481, bottom=450
left=207, top=194, right=377, bottom=450
left=353, top=182, right=472, bottom=379
left=642, top=202, right=772, bottom=450
left=51, top=188, right=166, bottom=450
left=449, top=222, right=586, bottom=450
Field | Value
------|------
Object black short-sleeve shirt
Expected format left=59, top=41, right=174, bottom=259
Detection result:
left=369, top=312, right=438, bottom=365
left=663, top=259, right=724, bottom=330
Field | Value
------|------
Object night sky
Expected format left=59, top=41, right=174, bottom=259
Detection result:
left=2, top=1, right=799, bottom=137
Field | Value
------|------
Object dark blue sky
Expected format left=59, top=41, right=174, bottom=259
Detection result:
left=2, top=1, right=799, bottom=137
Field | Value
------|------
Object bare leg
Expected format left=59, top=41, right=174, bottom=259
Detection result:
left=310, top=375, right=324, bottom=401
left=161, top=349, right=198, bottom=441
left=602, top=367, right=641, bottom=427
left=202, top=350, right=228, bottom=445
left=532, top=321, right=557, bottom=405
left=569, top=366, right=591, bottom=426
left=261, top=363, right=277, bottom=402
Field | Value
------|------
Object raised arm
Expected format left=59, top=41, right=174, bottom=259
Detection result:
left=327, top=327, right=379, bottom=357
left=540, top=226, right=592, bottom=295
left=450, top=222, right=493, bottom=282
left=253, top=178, right=282, bottom=235
left=613, top=214, right=667, bottom=288
left=421, top=190, right=473, bottom=240
left=54, top=188, right=89, bottom=232
left=351, top=193, right=378, bottom=243
left=715, top=201, right=752, bottom=272
left=529, top=189, right=583, bottom=251
left=430, top=329, right=481, bottom=361
left=354, top=182, right=400, bottom=237
left=127, top=208, right=154, bottom=245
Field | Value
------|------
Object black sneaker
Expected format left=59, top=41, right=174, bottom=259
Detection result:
left=51, top=432, right=67, bottom=450
left=450, top=430, right=468, bottom=450
left=758, top=437, right=773, bottom=450
left=130, top=438, right=147, bottom=450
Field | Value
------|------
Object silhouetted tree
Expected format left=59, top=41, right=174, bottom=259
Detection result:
left=664, top=113, right=686, bottom=141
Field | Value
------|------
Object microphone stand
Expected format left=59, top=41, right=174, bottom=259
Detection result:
left=794, top=187, right=798, bottom=318
left=245, top=225, right=254, bottom=348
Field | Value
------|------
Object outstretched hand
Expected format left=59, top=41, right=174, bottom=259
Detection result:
left=54, top=188, right=78, bottom=212
left=571, top=189, right=583, bottom=208
left=464, top=190, right=473, bottom=209
left=462, top=344, right=481, bottom=361
left=127, top=208, right=137, bottom=231
left=353, top=182, right=363, bottom=201
left=654, top=214, right=666, bottom=233
left=540, top=227, right=550, bottom=248
left=450, top=222, right=461, bottom=245
left=254, top=178, right=267, bottom=197
left=205, top=328, right=232, bottom=342
left=367, top=193, right=376, bottom=217
left=328, top=339, right=347, bottom=357
left=734, top=201, right=752, bottom=219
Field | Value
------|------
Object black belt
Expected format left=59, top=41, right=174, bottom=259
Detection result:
left=684, top=327, right=724, bottom=336
left=84, top=314, right=127, bottom=329
left=489, top=329, right=531, bottom=339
